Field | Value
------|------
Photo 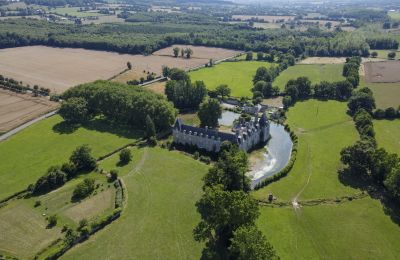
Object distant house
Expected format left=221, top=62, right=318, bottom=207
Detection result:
left=172, top=112, right=270, bottom=152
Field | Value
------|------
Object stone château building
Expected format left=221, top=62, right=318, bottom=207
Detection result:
left=172, top=112, right=270, bottom=152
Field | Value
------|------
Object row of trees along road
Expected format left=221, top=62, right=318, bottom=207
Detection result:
left=194, top=143, right=277, bottom=259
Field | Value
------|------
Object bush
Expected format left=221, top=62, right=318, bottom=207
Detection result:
left=32, top=166, right=67, bottom=194
left=70, top=145, right=97, bottom=172
left=119, top=149, right=132, bottom=165
left=193, top=151, right=200, bottom=160
left=34, top=200, right=41, bottom=207
left=47, top=214, right=58, bottom=228
left=72, top=179, right=95, bottom=200
left=109, top=169, right=118, bottom=182
left=199, top=156, right=211, bottom=164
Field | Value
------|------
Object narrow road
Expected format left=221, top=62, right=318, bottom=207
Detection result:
left=0, top=110, right=58, bottom=142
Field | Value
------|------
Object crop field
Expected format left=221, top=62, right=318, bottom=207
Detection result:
left=232, top=15, right=295, bottom=22
left=0, top=89, right=59, bottom=133
left=0, top=115, right=141, bottom=200
left=299, top=57, right=346, bottom=64
left=81, top=15, right=125, bottom=24
left=364, top=61, right=400, bottom=83
left=299, top=19, right=341, bottom=27
left=273, top=64, right=345, bottom=91
left=253, top=100, right=400, bottom=259
left=62, top=147, right=208, bottom=259
left=0, top=46, right=239, bottom=93
left=189, top=61, right=273, bottom=97
left=146, top=81, right=167, bottom=95
left=363, top=81, right=400, bottom=108
left=374, top=119, right=400, bottom=155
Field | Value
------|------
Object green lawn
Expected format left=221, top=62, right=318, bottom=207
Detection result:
left=189, top=61, right=273, bottom=98
left=374, top=119, right=400, bottom=155
left=0, top=115, right=141, bottom=200
left=62, top=147, right=208, bottom=259
left=254, top=100, right=400, bottom=259
left=52, top=7, right=102, bottom=17
left=273, top=64, right=345, bottom=91
left=389, top=12, right=400, bottom=21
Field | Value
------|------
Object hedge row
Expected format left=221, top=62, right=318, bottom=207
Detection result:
left=254, top=124, right=298, bottom=190
left=114, top=179, right=124, bottom=209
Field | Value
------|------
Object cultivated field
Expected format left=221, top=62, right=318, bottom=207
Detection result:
left=0, top=46, right=240, bottom=93
left=254, top=100, right=400, bottom=259
left=152, top=44, right=241, bottom=61
left=374, top=119, right=400, bottom=155
left=273, top=64, right=345, bottom=90
left=364, top=61, right=400, bottom=83
left=146, top=81, right=167, bottom=95
left=189, top=61, right=273, bottom=97
left=299, top=19, right=341, bottom=27
left=363, top=81, right=400, bottom=108
left=232, top=15, right=295, bottom=22
left=299, top=57, right=346, bottom=64
left=0, top=89, right=59, bottom=133
left=62, top=147, right=208, bottom=259
left=0, top=115, right=141, bottom=200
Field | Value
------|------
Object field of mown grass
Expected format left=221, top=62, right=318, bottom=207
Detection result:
left=273, top=64, right=345, bottom=91
left=370, top=49, right=400, bottom=59
left=374, top=119, right=400, bottom=155
left=189, top=61, right=273, bottom=98
left=62, top=147, right=208, bottom=259
left=361, top=77, right=400, bottom=109
left=0, top=115, right=141, bottom=200
left=254, top=100, right=400, bottom=259
left=52, top=7, right=103, bottom=17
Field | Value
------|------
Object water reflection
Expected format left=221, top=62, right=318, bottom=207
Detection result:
left=218, top=111, right=240, bottom=126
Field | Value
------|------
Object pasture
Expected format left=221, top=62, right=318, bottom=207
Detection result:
left=273, top=64, right=345, bottom=91
left=253, top=100, right=400, bottom=259
left=374, top=119, right=400, bottom=155
left=389, top=11, right=400, bottom=21
left=232, top=15, right=295, bottom=23
left=0, top=46, right=239, bottom=93
left=363, top=81, right=400, bottom=108
left=52, top=7, right=103, bottom=18
left=0, top=89, right=59, bottom=133
left=62, top=147, right=208, bottom=259
left=364, top=61, right=400, bottom=83
left=189, top=61, right=273, bottom=97
left=0, top=115, right=141, bottom=200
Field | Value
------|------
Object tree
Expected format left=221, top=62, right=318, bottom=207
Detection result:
left=194, top=186, right=260, bottom=255
left=294, top=77, right=311, bottom=98
left=229, top=225, right=276, bottom=260
left=253, top=67, right=272, bottom=83
left=256, top=52, right=264, bottom=61
left=181, top=48, right=185, bottom=58
left=215, top=84, right=231, bottom=99
left=245, top=51, right=253, bottom=61
left=59, top=97, right=90, bottom=124
left=348, top=88, right=376, bottom=114
left=385, top=107, right=397, bottom=118
left=388, top=52, right=396, bottom=60
left=165, top=79, right=207, bottom=110
left=384, top=166, right=400, bottom=199
left=162, top=66, right=170, bottom=77
left=198, top=99, right=222, bottom=128
left=47, top=214, right=58, bottom=228
left=70, top=145, right=96, bottom=172
left=145, top=115, right=156, bottom=139
left=185, top=48, right=193, bottom=59
left=168, top=68, right=190, bottom=82
left=340, top=139, right=376, bottom=177
left=72, top=178, right=95, bottom=200
left=119, top=148, right=132, bottom=165
left=127, top=61, right=132, bottom=70
left=371, top=51, right=378, bottom=58
left=173, top=47, right=180, bottom=58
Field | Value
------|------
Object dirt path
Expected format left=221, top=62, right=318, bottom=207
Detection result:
left=292, top=143, right=312, bottom=211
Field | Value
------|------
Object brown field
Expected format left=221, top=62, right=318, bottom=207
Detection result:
left=0, top=89, right=59, bottom=133
left=232, top=15, right=295, bottom=23
left=82, top=15, right=125, bottom=24
left=299, top=19, right=341, bottom=27
left=146, top=81, right=167, bottom=95
left=0, top=46, right=239, bottom=93
left=112, top=69, right=148, bottom=84
left=152, top=44, right=241, bottom=60
left=299, top=57, right=347, bottom=64
left=364, top=61, right=400, bottom=83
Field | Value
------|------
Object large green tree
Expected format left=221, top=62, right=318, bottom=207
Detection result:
left=198, top=98, right=222, bottom=128
left=59, top=97, right=90, bottom=124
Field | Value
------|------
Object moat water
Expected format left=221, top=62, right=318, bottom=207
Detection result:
left=218, top=111, right=240, bottom=126
left=248, top=123, right=293, bottom=188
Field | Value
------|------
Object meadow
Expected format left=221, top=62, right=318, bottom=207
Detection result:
left=370, top=49, right=400, bottom=59
left=52, top=7, right=103, bottom=18
left=189, top=61, right=273, bottom=97
left=0, top=115, right=141, bottom=200
left=374, top=119, right=400, bottom=155
left=62, top=147, right=208, bottom=259
left=361, top=77, right=400, bottom=109
left=273, top=64, right=345, bottom=91
left=254, top=100, right=400, bottom=259
left=389, top=12, right=400, bottom=21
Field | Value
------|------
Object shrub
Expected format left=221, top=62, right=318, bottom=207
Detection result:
left=32, top=166, right=67, bottom=194
left=119, top=149, right=132, bottom=165
left=47, top=214, right=58, bottom=228
left=70, top=145, right=97, bottom=172
left=193, top=151, right=200, bottom=160
left=72, top=179, right=95, bottom=200
left=200, top=156, right=211, bottom=164
left=109, top=169, right=118, bottom=182
left=34, top=200, right=41, bottom=207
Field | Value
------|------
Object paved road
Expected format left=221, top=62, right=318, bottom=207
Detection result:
left=0, top=110, right=58, bottom=142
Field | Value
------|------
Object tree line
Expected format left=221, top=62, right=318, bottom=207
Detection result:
left=0, top=74, right=50, bottom=96
left=60, top=80, right=176, bottom=133
left=194, top=143, right=277, bottom=259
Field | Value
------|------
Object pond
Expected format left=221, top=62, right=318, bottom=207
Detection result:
left=218, top=111, right=240, bottom=126
left=247, top=123, right=293, bottom=188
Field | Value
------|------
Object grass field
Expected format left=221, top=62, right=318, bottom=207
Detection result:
left=370, top=49, right=400, bottom=59
left=361, top=77, right=400, bottom=109
left=62, top=147, right=208, bottom=259
left=374, top=119, right=400, bottom=155
left=52, top=7, right=103, bottom=17
left=189, top=61, right=273, bottom=97
left=254, top=100, right=400, bottom=259
left=0, top=115, right=141, bottom=200
left=389, top=12, right=400, bottom=21
left=273, top=64, right=345, bottom=91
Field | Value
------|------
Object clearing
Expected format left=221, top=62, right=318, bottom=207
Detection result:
left=254, top=100, right=400, bottom=259
left=62, top=147, right=208, bottom=259
left=0, top=89, right=59, bottom=133
left=273, top=64, right=345, bottom=91
left=232, top=15, right=295, bottom=22
left=189, top=61, right=273, bottom=97
left=374, top=119, right=400, bottom=155
left=364, top=61, right=400, bottom=83
left=0, top=45, right=240, bottom=93
left=0, top=115, right=141, bottom=200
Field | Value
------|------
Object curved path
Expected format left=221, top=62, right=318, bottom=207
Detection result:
left=0, top=110, right=58, bottom=142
